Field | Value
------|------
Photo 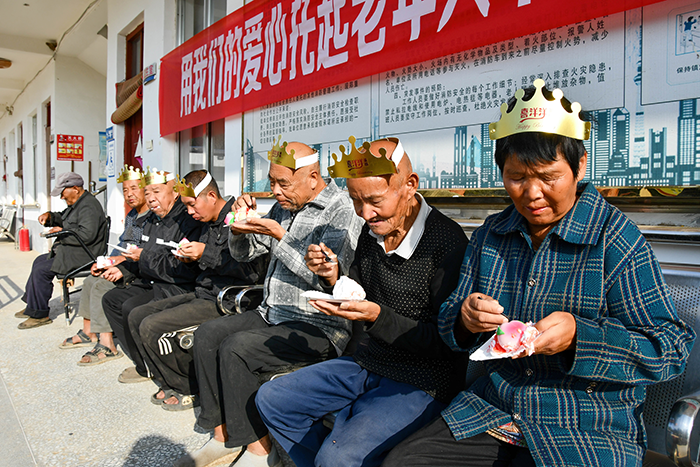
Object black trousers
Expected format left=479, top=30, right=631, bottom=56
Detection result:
left=129, top=292, right=222, bottom=395
left=102, top=285, right=155, bottom=376
left=22, top=253, right=55, bottom=319
left=382, top=417, right=536, bottom=467
left=193, top=310, right=336, bottom=448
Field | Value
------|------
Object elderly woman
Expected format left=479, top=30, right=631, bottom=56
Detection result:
left=382, top=80, right=696, bottom=467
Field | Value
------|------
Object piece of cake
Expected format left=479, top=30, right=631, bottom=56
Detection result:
left=96, top=255, right=115, bottom=269
left=332, top=276, right=366, bottom=301
left=225, top=206, right=261, bottom=225
left=489, top=320, right=539, bottom=356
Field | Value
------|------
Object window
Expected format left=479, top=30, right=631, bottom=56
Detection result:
left=28, top=114, right=41, bottom=203
left=177, top=0, right=228, bottom=194
left=179, top=119, right=225, bottom=194
left=178, top=0, right=227, bottom=44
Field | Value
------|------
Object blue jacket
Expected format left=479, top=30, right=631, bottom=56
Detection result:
left=438, top=183, right=696, bottom=467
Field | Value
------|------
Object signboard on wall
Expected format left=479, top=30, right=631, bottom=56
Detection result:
left=159, top=0, right=666, bottom=136
left=106, top=127, right=115, bottom=178
left=241, top=2, right=700, bottom=192
left=56, top=134, right=84, bottom=161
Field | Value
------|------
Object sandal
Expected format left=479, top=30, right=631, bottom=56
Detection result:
left=161, top=392, right=199, bottom=412
left=151, top=388, right=176, bottom=405
left=59, top=329, right=96, bottom=349
left=77, top=343, right=124, bottom=366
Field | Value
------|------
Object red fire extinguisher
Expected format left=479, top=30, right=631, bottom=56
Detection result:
left=19, top=226, right=31, bottom=251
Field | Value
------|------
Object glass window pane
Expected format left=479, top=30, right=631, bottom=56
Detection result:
left=179, top=124, right=207, bottom=176
left=211, top=0, right=227, bottom=24
left=210, top=119, right=225, bottom=195
left=180, top=0, right=206, bottom=43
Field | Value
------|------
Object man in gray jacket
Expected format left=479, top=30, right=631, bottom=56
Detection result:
left=16, top=172, right=107, bottom=329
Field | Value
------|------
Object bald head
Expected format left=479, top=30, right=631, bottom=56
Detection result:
left=268, top=141, right=326, bottom=211
left=366, top=139, right=413, bottom=187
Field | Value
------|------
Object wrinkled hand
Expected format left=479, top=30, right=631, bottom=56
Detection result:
left=305, top=243, right=339, bottom=284
left=310, top=299, right=381, bottom=322
left=122, top=248, right=142, bottom=262
left=230, top=217, right=285, bottom=241
left=233, top=194, right=256, bottom=211
left=101, top=266, right=123, bottom=282
left=38, top=212, right=50, bottom=226
left=90, top=262, right=103, bottom=276
left=48, top=226, right=63, bottom=234
left=177, top=241, right=205, bottom=261
left=526, top=312, right=577, bottom=356
left=459, top=293, right=507, bottom=334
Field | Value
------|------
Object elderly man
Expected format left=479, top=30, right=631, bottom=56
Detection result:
left=126, top=170, right=266, bottom=410
left=58, top=166, right=150, bottom=366
left=174, top=140, right=363, bottom=467
left=102, top=168, right=203, bottom=384
left=381, top=81, right=696, bottom=467
left=16, top=172, right=107, bottom=329
left=256, top=136, right=469, bottom=467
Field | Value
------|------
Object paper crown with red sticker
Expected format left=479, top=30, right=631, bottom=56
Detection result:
left=489, top=78, right=591, bottom=141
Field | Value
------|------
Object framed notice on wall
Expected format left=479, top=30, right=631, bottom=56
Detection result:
left=57, top=134, right=84, bottom=161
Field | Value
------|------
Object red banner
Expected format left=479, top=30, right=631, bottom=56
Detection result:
left=159, top=0, right=664, bottom=136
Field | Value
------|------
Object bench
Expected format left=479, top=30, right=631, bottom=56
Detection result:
left=0, top=206, right=16, bottom=242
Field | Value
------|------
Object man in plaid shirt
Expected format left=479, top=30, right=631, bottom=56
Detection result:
left=175, top=141, right=363, bottom=467
left=383, top=81, right=695, bottom=467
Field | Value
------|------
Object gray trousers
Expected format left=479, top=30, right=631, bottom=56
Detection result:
left=77, top=275, right=116, bottom=333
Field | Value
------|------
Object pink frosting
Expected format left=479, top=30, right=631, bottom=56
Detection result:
left=496, top=320, right=529, bottom=351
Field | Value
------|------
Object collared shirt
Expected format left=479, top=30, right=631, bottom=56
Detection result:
left=438, top=183, right=695, bottom=467
left=368, top=193, right=432, bottom=259
left=229, top=181, right=363, bottom=353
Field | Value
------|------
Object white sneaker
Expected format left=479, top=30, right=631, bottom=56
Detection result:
left=232, top=445, right=282, bottom=467
left=173, top=438, right=243, bottom=467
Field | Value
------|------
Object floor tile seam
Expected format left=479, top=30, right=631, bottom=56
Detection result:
left=0, top=368, right=38, bottom=466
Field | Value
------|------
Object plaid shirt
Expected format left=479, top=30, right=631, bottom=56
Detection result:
left=229, top=181, right=363, bottom=353
left=439, top=183, right=696, bottom=467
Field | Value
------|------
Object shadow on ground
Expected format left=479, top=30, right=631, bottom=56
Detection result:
left=120, top=435, right=188, bottom=467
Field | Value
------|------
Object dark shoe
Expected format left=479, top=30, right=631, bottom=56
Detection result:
left=59, top=329, right=97, bottom=349
left=18, top=317, right=52, bottom=329
left=77, top=343, right=124, bottom=366
left=151, top=388, right=176, bottom=405
left=118, top=366, right=151, bottom=384
left=14, top=309, right=28, bottom=319
left=161, top=392, right=199, bottom=411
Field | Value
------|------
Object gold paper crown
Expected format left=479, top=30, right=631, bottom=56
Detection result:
left=328, top=136, right=397, bottom=179
left=116, top=165, right=143, bottom=184
left=267, top=136, right=318, bottom=169
left=142, top=167, right=174, bottom=187
left=174, top=174, right=196, bottom=197
left=489, top=79, right=591, bottom=141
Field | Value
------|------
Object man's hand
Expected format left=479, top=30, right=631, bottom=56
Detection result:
left=101, top=267, right=123, bottom=282
left=233, top=194, right=257, bottom=211
left=458, top=293, right=507, bottom=334
left=122, top=248, right=142, bottom=262
left=309, top=299, right=381, bottom=323
left=527, top=312, right=577, bottom=356
left=38, top=212, right=50, bottom=226
left=177, top=241, right=205, bottom=261
left=90, top=263, right=103, bottom=276
left=305, top=243, right=339, bottom=284
left=48, top=226, right=63, bottom=234
left=230, top=217, right=285, bottom=241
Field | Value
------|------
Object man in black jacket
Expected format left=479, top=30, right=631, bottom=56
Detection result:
left=102, top=168, right=203, bottom=383
left=128, top=170, right=267, bottom=410
left=17, top=172, right=107, bottom=329
left=256, top=138, right=469, bottom=467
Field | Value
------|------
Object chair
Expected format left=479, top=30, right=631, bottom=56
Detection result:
left=0, top=206, right=16, bottom=242
left=45, top=216, right=110, bottom=325
left=642, top=266, right=700, bottom=466
left=175, top=284, right=265, bottom=350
